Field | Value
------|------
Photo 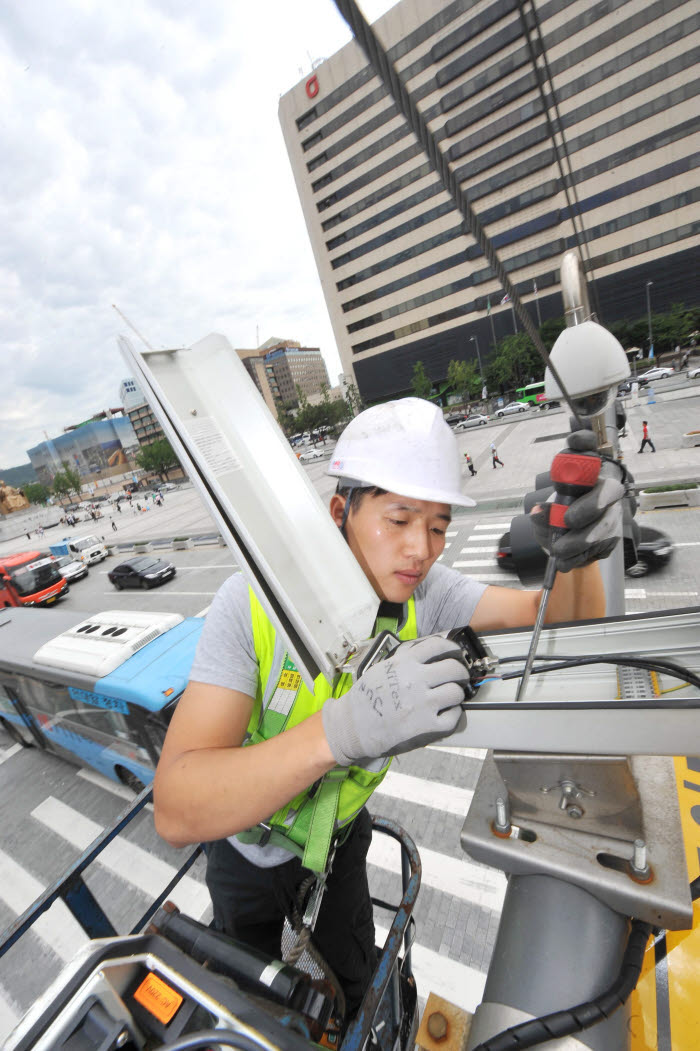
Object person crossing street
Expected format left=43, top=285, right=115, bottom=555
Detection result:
left=464, top=452, right=477, bottom=476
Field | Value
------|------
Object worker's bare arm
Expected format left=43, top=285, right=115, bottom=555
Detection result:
left=153, top=679, right=336, bottom=848
left=470, top=562, right=605, bottom=633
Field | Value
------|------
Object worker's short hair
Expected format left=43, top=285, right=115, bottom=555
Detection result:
left=335, top=484, right=387, bottom=512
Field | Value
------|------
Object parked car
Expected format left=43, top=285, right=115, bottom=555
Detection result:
left=51, top=554, right=89, bottom=584
left=445, top=413, right=467, bottom=427
left=495, top=401, right=529, bottom=417
left=454, top=414, right=490, bottom=430
left=638, top=366, right=674, bottom=381
left=496, top=524, right=673, bottom=578
left=618, top=377, right=649, bottom=395
left=298, top=447, right=325, bottom=462
left=688, top=366, right=700, bottom=380
left=108, top=556, right=177, bottom=590
left=156, top=482, right=179, bottom=492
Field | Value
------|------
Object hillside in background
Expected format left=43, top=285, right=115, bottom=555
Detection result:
left=0, top=463, right=37, bottom=488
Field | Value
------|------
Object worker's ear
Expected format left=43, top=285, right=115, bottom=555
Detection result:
left=329, top=494, right=347, bottom=527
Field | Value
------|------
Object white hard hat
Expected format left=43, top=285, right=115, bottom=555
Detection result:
left=328, top=398, right=475, bottom=507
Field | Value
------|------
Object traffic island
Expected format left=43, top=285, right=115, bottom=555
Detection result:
left=639, top=483, right=700, bottom=510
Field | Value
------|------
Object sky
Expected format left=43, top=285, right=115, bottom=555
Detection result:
left=0, top=0, right=395, bottom=468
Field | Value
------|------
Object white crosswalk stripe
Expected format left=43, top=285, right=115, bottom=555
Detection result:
left=459, top=546, right=497, bottom=554
left=1, top=759, right=501, bottom=1039
left=464, top=534, right=502, bottom=542
left=0, top=743, right=22, bottom=767
left=453, top=560, right=497, bottom=568
left=0, top=848, right=89, bottom=962
left=30, top=798, right=211, bottom=921
left=374, top=923, right=486, bottom=1014
left=0, top=987, right=21, bottom=1046
left=377, top=770, right=474, bottom=817
left=472, top=523, right=510, bottom=530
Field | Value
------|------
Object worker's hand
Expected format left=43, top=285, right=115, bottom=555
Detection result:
left=530, top=430, right=625, bottom=572
left=322, top=635, right=468, bottom=766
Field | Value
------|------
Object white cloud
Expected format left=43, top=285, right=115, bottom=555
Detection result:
left=0, top=0, right=394, bottom=467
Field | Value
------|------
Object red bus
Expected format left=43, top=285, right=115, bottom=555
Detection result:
left=0, top=551, right=69, bottom=609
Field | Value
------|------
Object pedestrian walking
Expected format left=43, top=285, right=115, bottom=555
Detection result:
left=464, top=452, right=477, bottom=476
left=116, top=501, right=121, bottom=513
left=111, top=519, right=118, bottom=532
left=638, top=420, right=656, bottom=453
left=490, top=441, right=504, bottom=468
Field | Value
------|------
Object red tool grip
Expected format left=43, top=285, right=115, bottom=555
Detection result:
left=551, top=452, right=601, bottom=488
left=549, top=503, right=569, bottom=529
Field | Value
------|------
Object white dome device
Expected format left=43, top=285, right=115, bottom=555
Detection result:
left=544, top=320, right=630, bottom=418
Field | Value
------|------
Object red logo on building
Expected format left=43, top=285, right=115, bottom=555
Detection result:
left=305, top=74, right=319, bottom=99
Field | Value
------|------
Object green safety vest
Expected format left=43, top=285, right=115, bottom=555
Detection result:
left=237, top=588, right=418, bottom=872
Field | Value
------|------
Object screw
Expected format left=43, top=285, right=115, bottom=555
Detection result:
left=567, top=805, right=583, bottom=819
left=631, top=838, right=650, bottom=878
left=116, top=1032, right=129, bottom=1048
left=494, top=796, right=511, bottom=834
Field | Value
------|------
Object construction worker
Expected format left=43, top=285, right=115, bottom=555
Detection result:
left=154, top=398, right=622, bottom=1020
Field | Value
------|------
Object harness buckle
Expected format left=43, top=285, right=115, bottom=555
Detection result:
left=257, top=821, right=273, bottom=847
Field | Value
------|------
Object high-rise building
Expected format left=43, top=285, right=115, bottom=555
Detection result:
left=119, top=377, right=146, bottom=411
left=237, top=339, right=331, bottom=409
left=279, top=0, right=699, bottom=401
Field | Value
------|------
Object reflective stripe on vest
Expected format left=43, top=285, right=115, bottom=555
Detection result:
left=242, top=588, right=418, bottom=871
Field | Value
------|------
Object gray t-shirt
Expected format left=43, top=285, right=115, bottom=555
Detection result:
left=189, top=563, right=487, bottom=866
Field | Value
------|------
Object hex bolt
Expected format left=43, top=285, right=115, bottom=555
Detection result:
left=494, top=796, right=511, bottom=834
left=567, top=805, right=583, bottom=819
left=631, top=838, right=650, bottom=878
left=427, top=1010, right=448, bottom=1041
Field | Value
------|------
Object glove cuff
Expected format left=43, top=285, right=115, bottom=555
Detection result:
left=321, top=696, right=360, bottom=768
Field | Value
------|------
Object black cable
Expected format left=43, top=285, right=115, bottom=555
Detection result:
left=160, top=1030, right=270, bottom=1051
left=516, top=1, right=601, bottom=322
left=471, top=918, right=652, bottom=1050
left=332, top=0, right=585, bottom=431
left=499, top=654, right=700, bottom=691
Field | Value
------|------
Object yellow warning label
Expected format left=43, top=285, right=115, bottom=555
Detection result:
left=134, top=972, right=183, bottom=1025
left=279, top=669, right=302, bottom=691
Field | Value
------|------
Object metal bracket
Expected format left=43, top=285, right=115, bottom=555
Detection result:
left=460, top=752, right=692, bottom=929
left=494, top=752, right=643, bottom=840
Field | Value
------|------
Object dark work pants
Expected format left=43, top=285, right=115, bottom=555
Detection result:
left=639, top=437, right=656, bottom=452
left=205, top=808, right=377, bottom=1017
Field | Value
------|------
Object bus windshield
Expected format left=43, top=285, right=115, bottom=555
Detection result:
left=8, top=557, right=62, bottom=597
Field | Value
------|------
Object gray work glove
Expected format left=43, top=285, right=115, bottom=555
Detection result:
left=530, top=430, right=625, bottom=573
left=322, top=635, right=469, bottom=766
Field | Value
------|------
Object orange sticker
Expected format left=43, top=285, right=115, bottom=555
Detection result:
left=134, top=972, right=183, bottom=1024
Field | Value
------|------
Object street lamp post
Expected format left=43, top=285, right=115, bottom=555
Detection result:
left=470, top=335, right=483, bottom=378
left=646, top=280, right=653, bottom=359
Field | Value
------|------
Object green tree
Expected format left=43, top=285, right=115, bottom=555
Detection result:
left=24, top=482, right=51, bottom=505
left=343, top=382, right=364, bottom=417
left=52, top=461, right=82, bottom=505
left=485, top=333, right=542, bottom=392
left=447, top=359, right=481, bottom=406
left=135, top=438, right=180, bottom=481
left=411, top=361, right=433, bottom=399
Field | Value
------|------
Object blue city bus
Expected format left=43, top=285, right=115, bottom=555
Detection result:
left=0, top=606, right=204, bottom=791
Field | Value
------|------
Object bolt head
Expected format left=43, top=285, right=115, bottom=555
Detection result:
left=567, top=806, right=584, bottom=819
left=427, top=1011, right=449, bottom=1041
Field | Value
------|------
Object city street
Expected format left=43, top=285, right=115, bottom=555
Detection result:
left=1, top=385, right=699, bottom=1039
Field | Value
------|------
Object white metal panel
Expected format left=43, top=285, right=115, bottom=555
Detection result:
left=118, top=334, right=379, bottom=687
